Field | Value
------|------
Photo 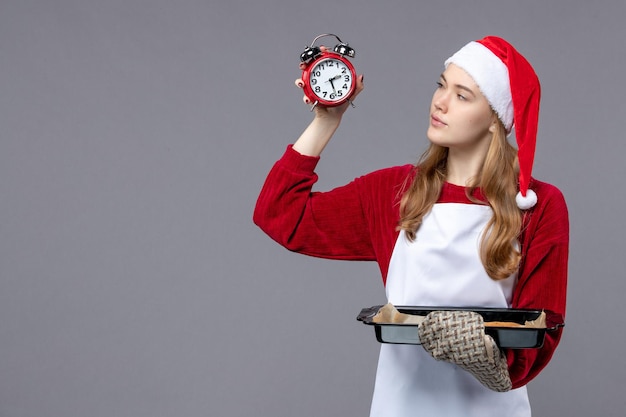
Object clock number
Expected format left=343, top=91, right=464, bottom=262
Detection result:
left=330, top=93, right=336, bottom=99
left=311, top=78, right=317, bottom=85
left=314, top=71, right=321, bottom=77
left=344, top=75, right=350, bottom=82
left=337, top=90, right=343, bottom=97
left=314, top=86, right=321, bottom=93
left=342, top=84, right=348, bottom=89
left=341, top=67, right=347, bottom=74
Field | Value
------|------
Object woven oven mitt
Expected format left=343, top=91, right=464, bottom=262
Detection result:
left=417, top=310, right=512, bottom=392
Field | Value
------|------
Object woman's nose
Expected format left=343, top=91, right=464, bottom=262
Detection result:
left=433, top=91, right=448, bottom=112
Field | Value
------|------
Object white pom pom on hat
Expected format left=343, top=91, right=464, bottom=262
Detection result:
left=515, top=189, right=537, bottom=210
left=445, top=36, right=541, bottom=210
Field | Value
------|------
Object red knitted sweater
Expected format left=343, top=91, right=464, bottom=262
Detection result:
left=254, top=145, right=569, bottom=389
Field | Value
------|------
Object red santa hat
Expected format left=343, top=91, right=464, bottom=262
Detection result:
left=445, top=36, right=540, bottom=210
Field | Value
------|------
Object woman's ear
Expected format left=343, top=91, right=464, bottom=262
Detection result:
left=489, top=113, right=498, bottom=133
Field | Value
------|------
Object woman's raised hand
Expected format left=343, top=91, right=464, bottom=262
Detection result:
left=291, top=46, right=364, bottom=157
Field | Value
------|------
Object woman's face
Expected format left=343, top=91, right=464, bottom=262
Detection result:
left=426, top=64, right=496, bottom=153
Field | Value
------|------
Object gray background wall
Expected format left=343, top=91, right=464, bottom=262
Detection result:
left=1, top=1, right=624, bottom=416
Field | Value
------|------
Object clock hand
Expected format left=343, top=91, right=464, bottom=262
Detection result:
left=328, top=78, right=336, bottom=93
left=326, top=74, right=341, bottom=93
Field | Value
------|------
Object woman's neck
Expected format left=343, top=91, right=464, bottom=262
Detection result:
left=445, top=149, right=486, bottom=186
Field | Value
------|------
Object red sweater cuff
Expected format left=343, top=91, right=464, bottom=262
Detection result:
left=281, top=145, right=320, bottom=173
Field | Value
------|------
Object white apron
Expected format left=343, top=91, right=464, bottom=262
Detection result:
left=369, top=203, right=531, bottom=417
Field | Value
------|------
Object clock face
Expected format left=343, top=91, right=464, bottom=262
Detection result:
left=307, top=57, right=354, bottom=103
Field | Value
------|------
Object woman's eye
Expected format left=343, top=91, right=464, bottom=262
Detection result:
left=457, top=94, right=466, bottom=101
left=435, top=81, right=444, bottom=89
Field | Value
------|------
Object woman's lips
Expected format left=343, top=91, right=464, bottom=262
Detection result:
left=431, top=114, right=447, bottom=127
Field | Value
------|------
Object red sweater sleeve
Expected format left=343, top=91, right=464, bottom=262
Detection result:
left=507, top=179, right=569, bottom=388
left=254, top=146, right=382, bottom=260
left=254, top=146, right=412, bottom=272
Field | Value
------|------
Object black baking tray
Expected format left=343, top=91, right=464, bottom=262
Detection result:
left=357, top=305, right=564, bottom=349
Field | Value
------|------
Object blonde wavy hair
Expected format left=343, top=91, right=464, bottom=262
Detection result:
left=398, top=119, right=522, bottom=281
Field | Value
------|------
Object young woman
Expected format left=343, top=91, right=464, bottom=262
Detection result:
left=253, top=36, right=569, bottom=417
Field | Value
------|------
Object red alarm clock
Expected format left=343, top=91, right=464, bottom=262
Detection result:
left=299, top=34, right=357, bottom=109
